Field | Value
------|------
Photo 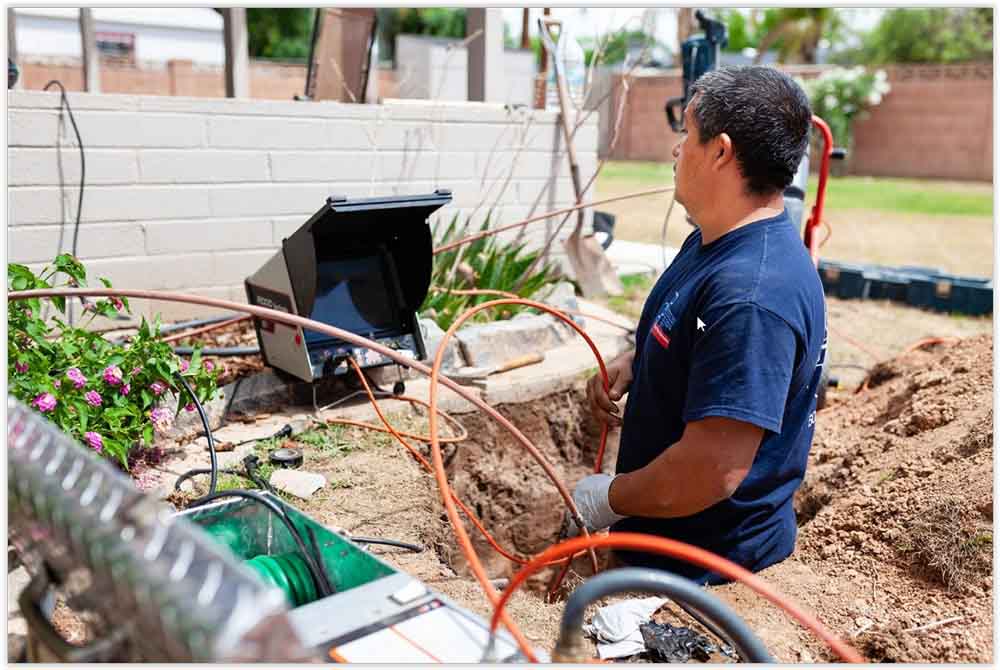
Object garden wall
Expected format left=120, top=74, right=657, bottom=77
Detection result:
left=605, top=62, right=992, bottom=182
left=7, top=90, right=598, bottom=320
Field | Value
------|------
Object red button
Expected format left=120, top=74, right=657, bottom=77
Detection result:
left=294, top=333, right=302, bottom=346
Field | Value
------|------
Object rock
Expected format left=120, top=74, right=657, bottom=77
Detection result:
left=539, top=281, right=579, bottom=311
left=269, top=469, right=326, bottom=499
left=418, top=317, right=463, bottom=370
left=456, top=315, right=568, bottom=368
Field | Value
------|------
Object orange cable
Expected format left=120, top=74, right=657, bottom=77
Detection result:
left=490, top=533, right=866, bottom=664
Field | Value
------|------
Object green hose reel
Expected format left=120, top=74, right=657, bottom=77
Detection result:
left=246, top=553, right=318, bottom=607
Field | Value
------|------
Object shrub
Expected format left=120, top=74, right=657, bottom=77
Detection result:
left=8, top=254, right=219, bottom=468
left=800, top=66, right=891, bottom=149
left=421, top=212, right=564, bottom=331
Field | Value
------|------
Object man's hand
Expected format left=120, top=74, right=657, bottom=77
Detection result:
left=571, top=473, right=626, bottom=532
left=587, top=352, right=634, bottom=428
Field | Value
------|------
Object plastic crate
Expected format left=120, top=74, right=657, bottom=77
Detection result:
left=906, top=276, right=993, bottom=316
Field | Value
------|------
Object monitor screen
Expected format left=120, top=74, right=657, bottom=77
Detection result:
left=306, top=254, right=397, bottom=343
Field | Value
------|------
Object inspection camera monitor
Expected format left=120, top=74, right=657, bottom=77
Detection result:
left=246, top=190, right=451, bottom=382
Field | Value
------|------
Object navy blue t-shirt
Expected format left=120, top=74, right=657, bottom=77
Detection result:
left=611, top=209, right=826, bottom=585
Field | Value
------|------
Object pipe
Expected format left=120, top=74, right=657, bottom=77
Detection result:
left=176, top=373, right=218, bottom=504
left=488, top=532, right=866, bottom=664
left=161, top=315, right=249, bottom=344
left=553, top=567, right=773, bottom=663
left=171, top=346, right=259, bottom=357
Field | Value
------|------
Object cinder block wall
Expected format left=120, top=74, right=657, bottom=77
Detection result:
left=7, top=91, right=598, bottom=321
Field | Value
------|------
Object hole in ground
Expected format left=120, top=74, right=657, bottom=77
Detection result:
left=429, top=385, right=616, bottom=594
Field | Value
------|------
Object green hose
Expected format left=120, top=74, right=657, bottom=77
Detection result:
left=246, top=553, right=319, bottom=606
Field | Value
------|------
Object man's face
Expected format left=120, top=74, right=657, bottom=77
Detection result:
left=671, top=95, right=712, bottom=211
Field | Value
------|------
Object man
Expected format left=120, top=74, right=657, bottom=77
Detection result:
left=574, top=66, right=827, bottom=584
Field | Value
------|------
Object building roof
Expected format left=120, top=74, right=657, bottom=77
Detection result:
left=15, top=7, right=223, bottom=32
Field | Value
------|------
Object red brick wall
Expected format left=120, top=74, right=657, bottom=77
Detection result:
left=18, top=59, right=398, bottom=102
left=850, top=63, right=992, bottom=181
left=607, top=63, right=992, bottom=181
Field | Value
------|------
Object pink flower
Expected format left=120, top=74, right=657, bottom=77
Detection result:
left=131, top=366, right=142, bottom=376
left=120, top=383, right=131, bottom=397
left=66, top=368, right=87, bottom=389
left=84, top=391, right=102, bottom=407
left=14, top=361, right=28, bottom=374
left=84, top=431, right=103, bottom=453
left=179, top=359, right=189, bottom=373
left=184, top=402, right=196, bottom=413
left=149, top=407, right=172, bottom=432
left=53, top=380, right=61, bottom=388
left=150, top=381, right=167, bottom=396
left=32, top=393, right=57, bottom=413
left=102, top=365, right=123, bottom=386
left=204, top=360, right=215, bottom=372
left=25, top=308, right=32, bottom=318
left=111, top=297, right=124, bottom=312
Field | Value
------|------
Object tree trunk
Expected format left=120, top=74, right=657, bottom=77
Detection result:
left=676, top=8, right=694, bottom=63
left=521, top=8, right=530, bottom=49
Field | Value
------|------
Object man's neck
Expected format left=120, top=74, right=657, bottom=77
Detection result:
left=693, top=191, right=786, bottom=245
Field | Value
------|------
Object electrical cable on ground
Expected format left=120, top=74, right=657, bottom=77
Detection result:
left=487, top=533, right=865, bottom=664
left=162, top=315, right=249, bottom=344
left=348, top=536, right=424, bottom=554
left=176, top=373, right=218, bottom=505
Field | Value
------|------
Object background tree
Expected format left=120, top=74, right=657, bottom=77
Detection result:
left=375, top=8, right=466, bottom=65
left=841, top=8, right=993, bottom=65
left=245, top=8, right=315, bottom=60
left=751, top=8, right=842, bottom=64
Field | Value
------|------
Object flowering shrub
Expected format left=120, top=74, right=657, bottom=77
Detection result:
left=800, top=66, right=891, bottom=149
left=8, top=254, right=219, bottom=468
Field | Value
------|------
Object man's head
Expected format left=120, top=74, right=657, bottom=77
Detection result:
left=671, top=66, right=812, bottom=213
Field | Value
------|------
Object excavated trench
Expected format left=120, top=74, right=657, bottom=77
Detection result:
left=427, top=384, right=617, bottom=589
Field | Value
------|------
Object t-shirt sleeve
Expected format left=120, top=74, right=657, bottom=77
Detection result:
left=683, top=302, right=798, bottom=433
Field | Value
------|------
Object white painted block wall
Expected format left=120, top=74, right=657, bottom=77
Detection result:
left=7, top=91, right=599, bottom=321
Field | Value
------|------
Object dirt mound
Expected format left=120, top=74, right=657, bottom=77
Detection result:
left=794, top=335, right=993, bottom=662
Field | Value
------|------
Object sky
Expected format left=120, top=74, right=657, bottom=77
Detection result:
left=501, top=8, right=886, bottom=53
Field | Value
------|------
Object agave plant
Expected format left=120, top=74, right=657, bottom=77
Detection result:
left=421, top=212, right=564, bottom=331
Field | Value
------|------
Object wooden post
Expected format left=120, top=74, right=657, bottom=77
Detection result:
left=466, top=8, right=504, bottom=102
left=520, top=8, right=530, bottom=49
left=8, top=8, right=20, bottom=89
left=223, top=8, right=249, bottom=98
left=79, top=8, right=101, bottom=93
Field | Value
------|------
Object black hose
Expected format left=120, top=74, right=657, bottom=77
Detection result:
left=42, top=80, right=84, bottom=263
left=159, top=314, right=236, bottom=336
left=171, top=345, right=260, bottom=357
left=188, top=489, right=333, bottom=599
left=557, top=567, right=774, bottom=663
left=177, top=374, right=218, bottom=505
left=349, top=536, right=424, bottom=554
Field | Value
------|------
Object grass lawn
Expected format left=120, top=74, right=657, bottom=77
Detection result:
left=595, top=161, right=994, bottom=277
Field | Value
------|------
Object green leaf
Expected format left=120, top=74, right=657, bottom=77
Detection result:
left=142, top=423, right=154, bottom=446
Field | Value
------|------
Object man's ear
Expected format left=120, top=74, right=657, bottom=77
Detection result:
left=712, top=132, right=735, bottom=171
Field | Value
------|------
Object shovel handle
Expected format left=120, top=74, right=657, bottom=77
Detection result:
left=495, top=352, right=545, bottom=374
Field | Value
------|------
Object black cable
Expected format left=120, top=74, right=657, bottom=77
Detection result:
left=159, top=314, right=235, bottom=335
left=830, top=364, right=869, bottom=371
left=171, top=345, right=260, bottom=357
left=176, top=374, right=218, bottom=505
left=556, top=567, right=774, bottom=663
left=188, top=489, right=333, bottom=599
left=43, top=80, right=84, bottom=261
left=349, top=536, right=424, bottom=554
left=304, top=524, right=336, bottom=596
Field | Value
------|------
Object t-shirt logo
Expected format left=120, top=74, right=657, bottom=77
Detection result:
left=651, top=292, right=679, bottom=350
left=651, top=322, right=671, bottom=348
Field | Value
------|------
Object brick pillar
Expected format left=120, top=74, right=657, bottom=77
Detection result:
left=167, top=59, right=193, bottom=96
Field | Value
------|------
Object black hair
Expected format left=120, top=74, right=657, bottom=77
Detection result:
left=689, top=65, right=812, bottom=196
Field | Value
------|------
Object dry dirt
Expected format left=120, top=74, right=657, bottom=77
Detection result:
left=250, top=332, right=993, bottom=663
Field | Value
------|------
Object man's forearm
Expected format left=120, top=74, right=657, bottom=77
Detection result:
left=607, top=418, right=761, bottom=519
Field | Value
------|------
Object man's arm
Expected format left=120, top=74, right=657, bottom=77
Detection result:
left=608, top=416, right=764, bottom=518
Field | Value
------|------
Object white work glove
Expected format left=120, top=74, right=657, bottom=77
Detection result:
left=571, top=473, right=626, bottom=533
